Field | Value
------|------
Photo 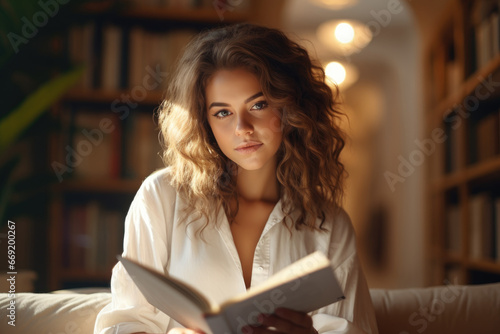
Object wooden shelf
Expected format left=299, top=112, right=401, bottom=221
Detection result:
left=426, top=0, right=500, bottom=285
left=431, top=54, right=500, bottom=124
left=53, top=178, right=142, bottom=193
left=432, top=170, right=463, bottom=191
left=432, top=156, right=500, bottom=191
left=465, top=259, right=500, bottom=274
left=441, top=254, right=500, bottom=274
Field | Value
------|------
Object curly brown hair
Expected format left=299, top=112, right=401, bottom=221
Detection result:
left=158, top=23, right=346, bottom=233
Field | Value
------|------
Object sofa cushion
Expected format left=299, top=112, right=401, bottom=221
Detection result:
left=369, top=283, right=500, bottom=334
left=0, top=292, right=111, bottom=333
left=0, top=283, right=499, bottom=334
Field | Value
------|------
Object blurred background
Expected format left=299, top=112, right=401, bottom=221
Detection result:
left=1, top=0, right=499, bottom=292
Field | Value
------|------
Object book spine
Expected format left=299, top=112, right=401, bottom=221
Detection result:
left=492, top=11, right=500, bottom=57
left=476, top=112, right=499, bottom=161
left=469, top=193, right=494, bottom=259
left=92, top=22, right=103, bottom=89
left=81, top=22, right=96, bottom=90
left=101, top=24, right=123, bottom=91
left=85, top=201, right=100, bottom=271
left=445, top=204, right=461, bottom=253
left=469, top=194, right=483, bottom=259
left=120, top=26, right=130, bottom=90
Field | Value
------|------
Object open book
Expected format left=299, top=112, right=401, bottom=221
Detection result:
left=118, top=251, right=344, bottom=334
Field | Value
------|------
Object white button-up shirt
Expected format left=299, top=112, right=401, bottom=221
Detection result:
left=94, top=168, right=378, bottom=334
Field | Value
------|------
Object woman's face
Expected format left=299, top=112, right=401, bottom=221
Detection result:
left=205, top=68, right=282, bottom=171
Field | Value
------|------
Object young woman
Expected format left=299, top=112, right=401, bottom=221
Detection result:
left=94, top=23, right=378, bottom=334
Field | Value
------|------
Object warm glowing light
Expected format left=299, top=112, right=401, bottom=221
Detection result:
left=317, top=19, right=373, bottom=56
left=325, top=62, right=346, bottom=85
left=335, top=22, right=355, bottom=44
left=324, top=61, right=359, bottom=91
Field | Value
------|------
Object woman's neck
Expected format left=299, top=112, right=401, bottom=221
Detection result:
left=235, top=157, right=280, bottom=204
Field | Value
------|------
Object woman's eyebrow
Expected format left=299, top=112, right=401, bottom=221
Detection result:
left=208, top=92, right=263, bottom=110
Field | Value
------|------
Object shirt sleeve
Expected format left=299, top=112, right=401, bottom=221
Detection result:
left=94, top=171, right=174, bottom=334
left=310, top=209, right=379, bottom=334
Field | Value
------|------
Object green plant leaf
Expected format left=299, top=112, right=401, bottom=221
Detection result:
left=0, top=66, right=84, bottom=154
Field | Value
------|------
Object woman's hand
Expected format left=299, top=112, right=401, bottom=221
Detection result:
left=167, top=328, right=205, bottom=334
left=243, top=308, right=318, bottom=334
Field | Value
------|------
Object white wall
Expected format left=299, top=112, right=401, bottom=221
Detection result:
left=348, top=24, right=425, bottom=288
left=281, top=0, right=427, bottom=288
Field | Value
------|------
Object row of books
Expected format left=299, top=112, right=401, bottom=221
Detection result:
left=471, top=0, right=500, bottom=72
left=470, top=192, right=500, bottom=261
left=68, top=23, right=196, bottom=91
left=444, top=116, right=462, bottom=174
left=62, top=201, right=125, bottom=272
left=57, top=109, right=164, bottom=180
left=445, top=192, right=500, bottom=261
left=427, top=1, right=500, bottom=104
left=70, top=111, right=122, bottom=179
left=122, top=111, right=165, bottom=179
left=469, top=108, right=500, bottom=164
left=444, top=108, right=500, bottom=173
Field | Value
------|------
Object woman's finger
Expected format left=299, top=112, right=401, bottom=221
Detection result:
left=258, top=313, right=294, bottom=333
left=274, top=308, right=313, bottom=328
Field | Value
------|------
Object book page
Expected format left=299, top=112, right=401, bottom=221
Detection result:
left=220, top=255, right=344, bottom=331
left=118, top=256, right=214, bottom=333
left=222, top=251, right=332, bottom=306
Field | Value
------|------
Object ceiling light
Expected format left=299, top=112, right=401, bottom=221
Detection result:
left=324, top=61, right=359, bottom=91
left=317, top=20, right=373, bottom=56
left=335, top=22, right=355, bottom=44
left=326, top=62, right=346, bottom=84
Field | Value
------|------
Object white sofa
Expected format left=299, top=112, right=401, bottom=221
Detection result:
left=0, top=283, right=499, bottom=334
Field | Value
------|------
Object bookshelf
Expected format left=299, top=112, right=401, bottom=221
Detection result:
left=47, top=0, right=253, bottom=291
left=426, top=0, right=500, bottom=285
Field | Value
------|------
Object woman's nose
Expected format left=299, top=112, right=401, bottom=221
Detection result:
left=235, top=112, right=254, bottom=136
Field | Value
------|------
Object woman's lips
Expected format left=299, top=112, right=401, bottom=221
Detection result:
left=235, top=143, right=263, bottom=153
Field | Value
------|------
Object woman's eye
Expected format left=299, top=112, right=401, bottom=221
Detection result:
left=213, top=109, right=231, bottom=118
left=252, top=101, right=268, bottom=110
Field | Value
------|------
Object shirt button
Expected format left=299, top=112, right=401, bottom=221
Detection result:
left=272, top=218, right=278, bottom=222
left=258, top=266, right=264, bottom=271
